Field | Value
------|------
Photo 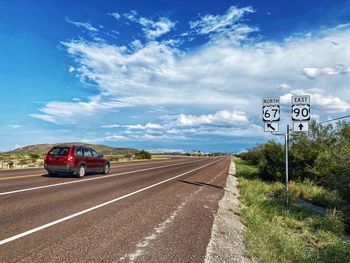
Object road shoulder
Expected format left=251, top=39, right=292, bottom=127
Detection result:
left=204, top=159, right=251, bottom=263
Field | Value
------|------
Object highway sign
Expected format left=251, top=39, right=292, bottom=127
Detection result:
left=292, top=104, right=310, bottom=121
left=293, top=121, right=309, bottom=132
left=292, top=95, right=311, bottom=131
left=262, top=97, right=280, bottom=122
left=292, top=95, right=310, bottom=105
left=263, top=97, right=280, bottom=106
left=263, top=105, right=280, bottom=122
left=264, top=122, right=279, bottom=132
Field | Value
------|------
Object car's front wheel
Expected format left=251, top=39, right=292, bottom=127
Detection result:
left=77, top=165, right=86, bottom=178
left=102, top=163, right=110, bottom=174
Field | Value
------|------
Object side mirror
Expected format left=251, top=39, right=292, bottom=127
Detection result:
left=99, top=154, right=104, bottom=158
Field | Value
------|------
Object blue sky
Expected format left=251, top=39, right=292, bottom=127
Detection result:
left=1, top=0, right=350, bottom=152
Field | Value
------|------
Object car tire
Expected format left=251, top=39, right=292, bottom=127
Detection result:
left=48, top=172, right=56, bottom=177
left=77, top=165, right=86, bottom=178
left=102, top=163, right=110, bottom=174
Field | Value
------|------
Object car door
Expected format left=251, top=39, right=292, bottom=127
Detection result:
left=91, top=149, right=104, bottom=170
left=74, top=147, right=84, bottom=167
left=83, top=148, right=94, bottom=171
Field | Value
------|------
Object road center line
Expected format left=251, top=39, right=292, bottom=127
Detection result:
left=0, top=160, right=179, bottom=181
left=0, top=158, right=223, bottom=246
left=0, top=174, right=44, bottom=181
left=0, top=159, right=203, bottom=196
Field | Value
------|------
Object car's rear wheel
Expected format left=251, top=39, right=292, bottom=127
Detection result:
left=77, top=165, right=86, bottom=178
left=102, top=163, right=110, bottom=174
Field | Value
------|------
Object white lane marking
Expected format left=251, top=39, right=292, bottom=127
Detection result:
left=0, top=158, right=223, bottom=246
left=0, top=160, right=203, bottom=196
left=119, top=167, right=227, bottom=263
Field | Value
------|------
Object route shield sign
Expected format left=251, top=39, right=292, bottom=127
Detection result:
left=262, top=97, right=280, bottom=122
left=292, top=95, right=310, bottom=132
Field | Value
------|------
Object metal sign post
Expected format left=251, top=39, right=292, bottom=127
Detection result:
left=285, top=125, right=289, bottom=212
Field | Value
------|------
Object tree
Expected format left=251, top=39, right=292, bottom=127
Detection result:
left=258, top=141, right=285, bottom=181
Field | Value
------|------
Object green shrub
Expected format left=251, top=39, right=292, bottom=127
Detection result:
left=257, top=141, right=285, bottom=182
left=135, top=150, right=151, bottom=160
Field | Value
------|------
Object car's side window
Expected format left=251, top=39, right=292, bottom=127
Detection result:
left=75, top=148, right=83, bottom=157
left=91, top=150, right=99, bottom=157
left=83, top=148, right=92, bottom=157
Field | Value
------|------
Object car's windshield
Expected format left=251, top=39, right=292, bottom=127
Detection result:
left=49, top=147, right=70, bottom=156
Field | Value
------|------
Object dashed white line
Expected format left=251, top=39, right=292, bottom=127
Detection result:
left=119, top=167, right=227, bottom=262
left=0, top=158, right=223, bottom=246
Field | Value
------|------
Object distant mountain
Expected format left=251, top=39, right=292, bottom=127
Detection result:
left=6, top=143, right=138, bottom=155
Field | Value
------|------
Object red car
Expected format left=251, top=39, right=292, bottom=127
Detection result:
left=44, top=145, right=110, bottom=178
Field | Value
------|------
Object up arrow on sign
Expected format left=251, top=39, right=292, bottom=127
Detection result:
left=293, top=121, right=309, bottom=132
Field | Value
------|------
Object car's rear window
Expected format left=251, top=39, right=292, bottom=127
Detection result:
left=49, top=147, right=70, bottom=156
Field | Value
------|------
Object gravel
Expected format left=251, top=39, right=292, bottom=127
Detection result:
left=204, top=159, right=252, bottom=263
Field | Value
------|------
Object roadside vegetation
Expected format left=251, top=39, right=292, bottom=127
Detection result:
left=235, top=158, right=350, bottom=263
left=239, top=121, right=350, bottom=224
left=235, top=120, right=350, bottom=262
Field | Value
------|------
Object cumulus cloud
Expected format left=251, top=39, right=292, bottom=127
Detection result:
left=65, top=18, right=99, bottom=32
left=302, top=64, right=350, bottom=79
left=280, top=89, right=350, bottom=112
left=176, top=110, right=248, bottom=126
left=277, top=83, right=291, bottom=90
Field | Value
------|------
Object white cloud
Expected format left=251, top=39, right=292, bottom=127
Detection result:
left=30, top=114, right=59, bottom=124
left=122, top=10, right=175, bottom=40
left=302, top=64, right=350, bottom=79
left=124, top=123, right=163, bottom=129
left=277, top=83, right=291, bottom=90
left=280, top=89, right=350, bottom=112
left=108, top=12, right=121, bottom=20
left=31, top=95, right=132, bottom=124
left=176, top=110, right=248, bottom=126
left=65, top=18, right=99, bottom=32
left=130, top=39, right=143, bottom=50
left=189, top=6, right=257, bottom=42
left=139, top=17, right=175, bottom=40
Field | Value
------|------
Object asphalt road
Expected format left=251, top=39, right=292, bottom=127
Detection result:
left=0, top=157, right=230, bottom=263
